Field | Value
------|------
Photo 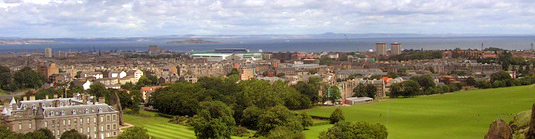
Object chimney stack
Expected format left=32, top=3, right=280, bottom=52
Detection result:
left=22, top=96, right=27, bottom=101
left=30, top=96, right=35, bottom=101
left=45, top=95, right=49, bottom=100
left=53, top=94, right=58, bottom=99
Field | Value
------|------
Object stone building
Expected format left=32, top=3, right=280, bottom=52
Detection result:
left=0, top=95, right=120, bottom=139
left=37, top=61, right=59, bottom=82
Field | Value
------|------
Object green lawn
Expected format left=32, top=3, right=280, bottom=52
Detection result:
left=302, top=85, right=535, bottom=139
left=123, top=110, right=196, bottom=139
left=123, top=110, right=248, bottom=139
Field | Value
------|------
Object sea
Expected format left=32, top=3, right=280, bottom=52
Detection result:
left=1, top=36, right=534, bottom=53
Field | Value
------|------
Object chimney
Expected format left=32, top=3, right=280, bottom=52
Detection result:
left=98, top=97, right=105, bottom=104
left=45, top=95, right=49, bottom=100
left=53, top=94, right=58, bottom=99
left=22, top=96, right=27, bottom=101
left=30, top=96, right=35, bottom=101
left=53, top=100, right=60, bottom=107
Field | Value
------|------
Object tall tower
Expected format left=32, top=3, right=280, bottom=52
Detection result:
left=391, top=42, right=402, bottom=55
left=44, top=48, right=52, bottom=58
left=376, top=43, right=387, bottom=56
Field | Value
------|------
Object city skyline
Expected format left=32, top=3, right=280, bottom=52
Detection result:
left=1, top=0, right=535, bottom=38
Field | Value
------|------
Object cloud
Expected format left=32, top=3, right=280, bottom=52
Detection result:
left=0, top=0, right=534, bottom=37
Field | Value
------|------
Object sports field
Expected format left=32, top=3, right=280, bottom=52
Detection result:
left=302, top=85, right=535, bottom=139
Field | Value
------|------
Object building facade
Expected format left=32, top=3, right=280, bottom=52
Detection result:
left=1, top=95, right=120, bottom=139
left=376, top=43, right=387, bottom=56
left=45, top=48, right=53, bottom=58
left=391, top=42, right=402, bottom=55
left=37, top=61, right=60, bottom=82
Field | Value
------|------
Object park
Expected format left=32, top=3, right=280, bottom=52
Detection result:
left=123, top=85, right=535, bottom=138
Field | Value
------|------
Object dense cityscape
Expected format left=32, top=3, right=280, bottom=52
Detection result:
left=2, top=0, right=535, bottom=139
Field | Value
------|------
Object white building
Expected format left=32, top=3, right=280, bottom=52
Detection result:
left=45, top=48, right=53, bottom=58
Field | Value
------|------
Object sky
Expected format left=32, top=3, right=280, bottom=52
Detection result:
left=1, top=0, right=535, bottom=38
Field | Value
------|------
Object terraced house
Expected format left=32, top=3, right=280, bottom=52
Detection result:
left=0, top=94, right=120, bottom=139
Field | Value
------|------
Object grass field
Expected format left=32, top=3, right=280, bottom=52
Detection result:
left=302, top=85, right=535, bottom=139
left=123, top=110, right=197, bottom=139
left=123, top=110, right=248, bottom=139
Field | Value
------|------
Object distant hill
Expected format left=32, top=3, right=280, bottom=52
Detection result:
left=166, top=39, right=219, bottom=44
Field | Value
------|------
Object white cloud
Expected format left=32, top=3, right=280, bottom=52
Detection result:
left=0, top=0, right=534, bottom=37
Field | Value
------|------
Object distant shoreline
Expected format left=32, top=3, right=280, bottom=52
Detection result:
left=0, top=40, right=57, bottom=45
left=166, top=39, right=219, bottom=44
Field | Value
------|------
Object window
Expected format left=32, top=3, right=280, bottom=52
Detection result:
left=107, top=115, right=110, bottom=121
left=18, top=124, right=21, bottom=129
left=107, top=125, right=110, bottom=130
left=80, top=118, right=83, bottom=125
left=68, top=119, right=71, bottom=125
left=29, top=123, right=31, bottom=129
left=94, top=126, right=96, bottom=132
left=113, top=115, right=116, bottom=121
left=87, top=118, right=90, bottom=123
left=80, top=128, right=83, bottom=133
left=44, top=122, right=47, bottom=127
left=63, top=120, right=65, bottom=125
left=100, top=116, right=103, bottom=123
left=94, top=117, right=96, bottom=123
left=87, top=127, right=89, bottom=133
left=100, top=126, right=103, bottom=131
left=113, top=124, right=116, bottom=130
left=114, top=132, right=117, bottom=136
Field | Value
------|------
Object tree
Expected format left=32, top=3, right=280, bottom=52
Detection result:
left=299, top=112, right=313, bottom=129
left=191, top=101, right=235, bottom=139
left=386, top=72, right=398, bottom=78
left=319, top=121, right=388, bottom=139
left=390, top=80, right=421, bottom=98
left=13, top=67, right=45, bottom=89
left=60, top=129, right=87, bottom=139
left=118, top=126, right=150, bottom=139
left=309, top=69, right=318, bottom=74
left=329, top=108, right=345, bottom=124
left=240, top=106, right=264, bottom=129
left=88, top=83, right=109, bottom=98
left=256, top=105, right=303, bottom=136
left=292, top=81, right=319, bottom=104
left=328, top=86, right=341, bottom=104
left=0, top=65, right=14, bottom=91
left=26, top=128, right=54, bottom=139
left=490, top=70, right=511, bottom=82
left=228, top=68, right=240, bottom=76
left=466, top=77, right=476, bottom=87
left=410, top=75, right=436, bottom=91
left=266, top=126, right=305, bottom=139
left=353, top=84, right=377, bottom=98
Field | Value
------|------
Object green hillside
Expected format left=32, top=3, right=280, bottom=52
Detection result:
left=302, top=85, right=535, bottom=139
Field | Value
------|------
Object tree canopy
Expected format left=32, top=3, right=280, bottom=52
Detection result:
left=319, top=121, right=388, bottom=139
left=118, top=126, right=150, bottom=139
left=329, top=108, right=345, bottom=124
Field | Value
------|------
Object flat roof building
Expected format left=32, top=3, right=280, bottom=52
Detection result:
left=391, top=42, right=402, bottom=55
left=376, top=43, right=387, bottom=56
